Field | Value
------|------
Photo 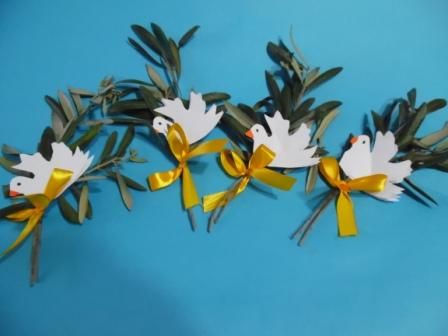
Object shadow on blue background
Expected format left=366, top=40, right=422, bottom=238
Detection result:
left=0, top=0, right=448, bottom=335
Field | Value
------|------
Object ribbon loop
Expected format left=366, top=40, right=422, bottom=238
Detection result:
left=148, top=123, right=227, bottom=209
left=167, top=123, right=189, bottom=162
left=44, top=168, right=74, bottom=199
left=248, top=145, right=276, bottom=169
left=318, top=157, right=387, bottom=237
left=220, top=150, right=247, bottom=178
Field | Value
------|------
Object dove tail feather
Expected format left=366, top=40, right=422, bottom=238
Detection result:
left=369, top=182, right=403, bottom=202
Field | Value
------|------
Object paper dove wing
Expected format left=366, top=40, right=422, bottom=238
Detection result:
left=50, top=143, right=94, bottom=191
left=371, top=131, right=412, bottom=183
left=10, top=142, right=93, bottom=197
left=259, top=111, right=318, bottom=168
left=154, top=92, right=223, bottom=144
left=367, top=131, right=412, bottom=202
left=265, top=111, right=290, bottom=145
left=289, top=123, right=314, bottom=150
left=13, top=152, right=52, bottom=177
left=155, top=97, right=185, bottom=121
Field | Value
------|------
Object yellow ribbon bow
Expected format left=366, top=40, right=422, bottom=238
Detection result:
left=203, top=145, right=297, bottom=212
left=319, top=157, right=387, bottom=237
left=4, top=168, right=73, bottom=255
left=148, top=123, right=227, bottom=209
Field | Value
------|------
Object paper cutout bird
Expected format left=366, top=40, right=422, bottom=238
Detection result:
left=339, top=131, right=412, bottom=201
left=9, top=142, right=94, bottom=197
left=152, top=91, right=223, bottom=144
left=245, top=111, right=319, bottom=168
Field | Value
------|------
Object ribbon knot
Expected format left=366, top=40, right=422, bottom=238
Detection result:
left=3, top=168, right=73, bottom=255
left=203, top=145, right=297, bottom=212
left=148, top=123, right=227, bottom=209
left=337, top=181, right=351, bottom=193
left=319, top=157, right=387, bottom=237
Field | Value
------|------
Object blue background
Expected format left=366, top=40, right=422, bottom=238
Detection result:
left=1, top=0, right=448, bottom=335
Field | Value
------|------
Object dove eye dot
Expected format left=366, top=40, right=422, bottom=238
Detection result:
left=362, top=140, right=366, bottom=144
left=17, top=182, right=21, bottom=186
left=158, top=121, right=162, bottom=126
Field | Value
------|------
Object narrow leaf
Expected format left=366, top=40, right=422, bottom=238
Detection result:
left=292, top=98, right=315, bottom=122
left=131, top=24, right=162, bottom=55
left=407, top=88, right=417, bottom=108
left=57, top=195, right=80, bottom=224
left=224, top=102, right=254, bottom=129
left=116, top=171, right=133, bottom=210
left=305, top=67, right=343, bottom=93
left=128, top=37, right=162, bottom=66
left=179, top=25, right=200, bottom=48
left=71, top=185, right=93, bottom=219
left=69, top=88, right=95, bottom=97
left=265, top=71, right=281, bottom=111
left=427, top=98, right=447, bottom=113
left=2, top=144, right=20, bottom=156
left=313, top=108, right=339, bottom=141
left=115, top=127, right=135, bottom=157
left=69, top=125, right=103, bottom=151
left=100, top=131, right=118, bottom=162
left=140, top=86, right=160, bottom=111
left=60, top=119, right=80, bottom=143
left=146, top=64, right=168, bottom=91
left=78, top=184, right=89, bottom=223
left=51, top=111, right=64, bottom=140
left=419, top=122, right=448, bottom=147
left=202, top=92, right=231, bottom=104
left=0, top=201, right=33, bottom=219
left=305, top=165, right=318, bottom=193
left=150, top=22, right=175, bottom=66
left=404, top=177, right=438, bottom=205
left=45, top=95, right=67, bottom=126
left=108, top=99, right=148, bottom=114
left=168, top=38, right=181, bottom=77
left=266, top=42, right=292, bottom=65
left=38, top=127, right=56, bottom=160
left=107, top=172, right=147, bottom=191
left=58, top=91, right=76, bottom=121
left=371, top=111, right=387, bottom=133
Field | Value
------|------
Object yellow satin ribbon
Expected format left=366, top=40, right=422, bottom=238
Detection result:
left=203, top=145, right=297, bottom=212
left=148, top=123, right=227, bottom=209
left=3, top=168, right=73, bottom=255
left=319, top=157, right=387, bottom=237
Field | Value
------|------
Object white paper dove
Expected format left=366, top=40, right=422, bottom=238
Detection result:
left=9, top=142, right=94, bottom=197
left=245, top=111, right=319, bottom=168
left=339, top=131, right=412, bottom=201
left=152, top=91, right=223, bottom=144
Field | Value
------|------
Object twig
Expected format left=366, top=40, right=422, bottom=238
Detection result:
left=187, top=208, right=196, bottom=231
left=83, top=157, right=121, bottom=175
left=207, top=180, right=241, bottom=233
left=30, top=221, right=43, bottom=286
left=290, top=188, right=338, bottom=246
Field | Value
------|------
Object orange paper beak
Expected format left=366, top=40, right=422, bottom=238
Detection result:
left=350, top=136, right=358, bottom=144
left=245, top=130, right=254, bottom=139
left=9, top=190, right=20, bottom=197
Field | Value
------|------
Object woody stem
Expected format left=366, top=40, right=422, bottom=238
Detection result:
left=290, top=188, right=338, bottom=246
left=30, top=221, right=42, bottom=286
left=187, top=208, right=196, bottom=231
left=83, top=157, right=121, bottom=176
left=208, top=179, right=242, bottom=233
